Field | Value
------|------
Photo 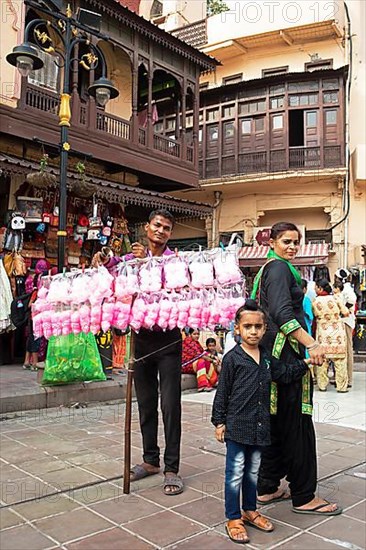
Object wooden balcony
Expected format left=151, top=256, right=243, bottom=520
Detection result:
left=8, top=83, right=198, bottom=189
left=199, top=145, right=343, bottom=179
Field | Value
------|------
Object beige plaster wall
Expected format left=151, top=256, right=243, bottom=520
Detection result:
left=172, top=218, right=207, bottom=239
left=0, top=0, right=24, bottom=107
left=98, top=43, right=132, bottom=121
left=206, top=0, right=344, bottom=43
left=202, top=40, right=344, bottom=87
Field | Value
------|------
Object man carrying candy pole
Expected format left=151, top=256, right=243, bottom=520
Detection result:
left=92, top=209, right=184, bottom=496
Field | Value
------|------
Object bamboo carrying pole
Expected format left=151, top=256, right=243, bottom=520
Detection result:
left=123, top=329, right=136, bottom=494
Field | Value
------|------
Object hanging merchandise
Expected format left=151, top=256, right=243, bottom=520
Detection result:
left=0, top=259, right=15, bottom=333
left=32, top=249, right=245, bottom=342
left=3, top=211, right=25, bottom=252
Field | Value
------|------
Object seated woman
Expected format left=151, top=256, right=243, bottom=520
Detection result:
left=182, top=329, right=218, bottom=392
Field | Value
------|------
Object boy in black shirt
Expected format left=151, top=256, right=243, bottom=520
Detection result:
left=212, top=300, right=309, bottom=544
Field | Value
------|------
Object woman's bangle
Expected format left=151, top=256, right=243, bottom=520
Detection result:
left=215, top=424, right=224, bottom=428
left=306, top=342, right=320, bottom=351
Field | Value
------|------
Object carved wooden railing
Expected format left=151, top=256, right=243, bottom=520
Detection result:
left=96, top=111, right=130, bottom=140
left=153, top=134, right=180, bottom=158
left=200, top=146, right=343, bottom=178
left=24, top=83, right=59, bottom=114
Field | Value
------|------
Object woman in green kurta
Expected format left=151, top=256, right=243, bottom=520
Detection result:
left=253, top=222, right=342, bottom=516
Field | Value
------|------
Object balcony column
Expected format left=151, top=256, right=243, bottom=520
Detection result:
left=192, top=75, right=199, bottom=170
left=146, top=65, right=153, bottom=148
left=131, top=37, right=139, bottom=144
left=181, top=81, right=187, bottom=162
left=71, top=42, right=80, bottom=126
left=88, top=66, right=97, bottom=132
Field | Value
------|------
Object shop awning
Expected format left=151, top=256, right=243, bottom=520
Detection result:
left=238, top=243, right=329, bottom=267
left=0, top=154, right=213, bottom=218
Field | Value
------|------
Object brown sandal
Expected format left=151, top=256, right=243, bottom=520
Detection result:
left=225, top=519, right=250, bottom=544
left=242, top=511, right=274, bottom=532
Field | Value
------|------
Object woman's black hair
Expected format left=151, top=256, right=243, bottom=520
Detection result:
left=333, top=280, right=344, bottom=291
left=206, top=337, right=216, bottom=347
left=188, top=328, right=199, bottom=334
left=270, top=222, right=301, bottom=240
left=316, top=278, right=333, bottom=294
left=235, top=299, right=267, bottom=323
left=301, top=279, right=308, bottom=290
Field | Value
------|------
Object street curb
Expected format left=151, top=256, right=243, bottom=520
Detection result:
left=0, top=374, right=197, bottom=414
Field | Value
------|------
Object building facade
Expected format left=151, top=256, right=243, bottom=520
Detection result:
left=146, top=0, right=366, bottom=276
left=0, top=0, right=217, bottom=249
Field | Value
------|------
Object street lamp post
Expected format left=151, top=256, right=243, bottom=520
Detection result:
left=6, top=2, right=119, bottom=272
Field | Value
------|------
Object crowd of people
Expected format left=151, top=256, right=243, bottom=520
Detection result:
left=90, top=212, right=357, bottom=542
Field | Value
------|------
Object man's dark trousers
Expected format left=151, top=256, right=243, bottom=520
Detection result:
left=134, top=327, right=182, bottom=474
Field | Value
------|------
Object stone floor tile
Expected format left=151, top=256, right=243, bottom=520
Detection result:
left=0, top=464, right=31, bottom=482
left=138, top=484, right=202, bottom=508
left=332, top=444, right=366, bottom=460
left=81, top=460, right=123, bottom=478
left=177, top=462, right=202, bottom=478
left=0, top=479, right=55, bottom=505
left=127, top=510, right=205, bottom=547
left=0, top=508, right=25, bottom=529
left=317, top=476, right=362, bottom=508
left=310, top=515, right=366, bottom=548
left=0, top=524, right=57, bottom=550
left=325, top=473, right=366, bottom=498
left=274, top=532, right=346, bottom=549
left=179, top=445, right=203, bottom=459
left=343, top=500, right=366, bottom=522
left=11, top=494, right=80, bottom=521
left=170, top=529, right=237, bottom=549
left=33, top=507, right=113, bottom=544
left=316, top=439, right=352, bottom=456
left=71, top=482, right=122, bottom=505
left=19, top=458, right=70, bottom=475
left=184, top=471, right=225, bottom=496
left=324, top=429, right=366, bottom=444
left=1, top=445, right=40, bottom=464
left=65, top=526, right=154, bottom=549
left=89, top=493, right=162, bottom=524
left=173, top=495, right=224, bottom=527
left=181, top=452, right=225, bottom=471
left=40, top=467, right=103, bottom=489
left=59, top=451, right=110, bottom=466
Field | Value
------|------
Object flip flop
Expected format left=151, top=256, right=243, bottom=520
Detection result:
left=292, top=501, right=343, bottom=516
left=163, top=474, right=184, bottom=496
left=130, top=464, right=159, bottom=482
left=257, top=491, right=291, bottom=505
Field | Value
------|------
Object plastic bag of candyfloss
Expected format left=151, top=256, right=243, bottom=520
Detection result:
left=41, top=333, right=106, bottom=385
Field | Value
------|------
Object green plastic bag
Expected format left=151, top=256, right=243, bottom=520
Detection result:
left=42, top=333, right=107, bottom=385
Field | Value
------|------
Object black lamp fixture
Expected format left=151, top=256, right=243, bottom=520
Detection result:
left=88, top=76, right=119, bottom=107
left=6, top=43, right=44, bottom=77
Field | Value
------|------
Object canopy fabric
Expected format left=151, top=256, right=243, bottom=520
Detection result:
left=238, top=243, right=329, bottom=267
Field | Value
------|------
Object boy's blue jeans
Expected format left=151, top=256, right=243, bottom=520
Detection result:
left=225, top=439, right=262, bottom=520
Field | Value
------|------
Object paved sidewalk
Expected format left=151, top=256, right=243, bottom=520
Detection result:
left=1, top=385, right=365, bottom=549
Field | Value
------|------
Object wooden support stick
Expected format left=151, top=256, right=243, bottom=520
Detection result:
left=123, top=329, right=136, bottom=495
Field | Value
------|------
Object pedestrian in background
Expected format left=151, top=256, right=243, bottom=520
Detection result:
left=312, top=279, right=349, bottom=392
left=335, top=268, right=357, bottom=388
